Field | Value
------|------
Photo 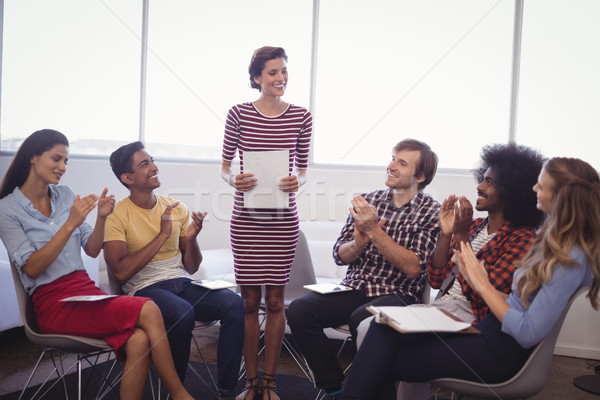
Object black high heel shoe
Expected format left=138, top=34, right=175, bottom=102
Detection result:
left=262, top=373, right=278, bottom=400
left=236, top=376, right=261, bottom=400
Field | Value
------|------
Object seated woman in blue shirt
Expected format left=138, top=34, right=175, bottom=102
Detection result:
left=340, top=157, right=600, bottom=400
left=0, top=129, right=194, bottom=400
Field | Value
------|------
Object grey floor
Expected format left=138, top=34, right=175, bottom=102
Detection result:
left=1, top=324, right=599, bottom=399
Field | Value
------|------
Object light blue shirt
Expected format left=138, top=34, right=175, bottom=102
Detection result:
left=502, top=247, right=594, bottom=348
left=0, top=185, right=93, bottom=295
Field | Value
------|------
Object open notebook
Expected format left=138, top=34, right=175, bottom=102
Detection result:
left=367, top=305, right=480, bottom=334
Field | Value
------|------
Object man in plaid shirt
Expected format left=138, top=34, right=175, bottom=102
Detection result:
left=287, top=139, right=440, bottom=399
left=427, top=143, right=545, bottom=323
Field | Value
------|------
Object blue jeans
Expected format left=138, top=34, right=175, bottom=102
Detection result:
left=286, top=288, right=417, bottom=392
left=136, top=278, right=244, bottom=392
left=340, top=315, right=532, bottom=399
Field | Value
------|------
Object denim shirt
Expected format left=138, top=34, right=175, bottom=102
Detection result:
left=503, top=247, right=593, bottom=348
left=0, top=185, right=93, bottom=295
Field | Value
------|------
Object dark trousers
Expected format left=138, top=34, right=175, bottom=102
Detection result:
left=341, top=315, right=532, bottom=400
left=136, top=278, right=245, bottom=392
left=286, top=288, right=416, bottom=391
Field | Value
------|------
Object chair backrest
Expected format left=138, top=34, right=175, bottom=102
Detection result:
left=10, top=259, right=42, bottom=335
left=105, top=263, right=125, bottom=296
left=9, top=258, right=111, bottom=352
left=432, top=285, right=590, bottom=399
left=284, top=230, right=317, bottom=306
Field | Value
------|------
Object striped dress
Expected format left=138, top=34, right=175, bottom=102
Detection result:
left=222, top=102, right=312, bottom=285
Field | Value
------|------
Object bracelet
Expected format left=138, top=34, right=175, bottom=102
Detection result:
left=229, top=175, right=235, bottom=187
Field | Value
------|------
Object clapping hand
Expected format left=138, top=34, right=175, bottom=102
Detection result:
left=97, top=188, right=115, bottom=218
left=349, top=196, right=386, bottom=245
left=68, top=194, right=99, bottom=228
left=159, top=201, right=180, bottom=238
left=453, top=196, right=473, bottom=235
left=453, top=241, right=490, bottom=293
left=187, top=211, right=208, bottom=239
left=439, top=195, right=458, bottom=236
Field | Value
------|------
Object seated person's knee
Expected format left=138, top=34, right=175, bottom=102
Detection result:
left=126, top=328, right=151, bottom=355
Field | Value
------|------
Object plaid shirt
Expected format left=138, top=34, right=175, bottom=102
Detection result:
left=427, top=218, right=536, bottom=321
left=334, top=189, right=440, bottom=303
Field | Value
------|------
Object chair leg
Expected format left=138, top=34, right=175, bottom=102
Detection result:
left=81, top=352, right=121, bottom=400
left=19, top=349, right=77, bottom=400
left=190, top=334, right=220, bottom=399
left=281, top=335, right=314, bottom=383
left=18, top=348, right=118, bottom=400
left=17, top=350, right=51, bottom=400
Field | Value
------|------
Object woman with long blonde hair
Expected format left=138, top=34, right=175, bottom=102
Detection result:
left=339, top=157, right=600, bottom=400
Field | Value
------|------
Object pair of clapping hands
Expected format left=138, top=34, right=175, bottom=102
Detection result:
left=442, top=195, right=492, bottom=296
left=158, top=201, right=207, bottom=240
left=67, top=188, right=115, bottom=228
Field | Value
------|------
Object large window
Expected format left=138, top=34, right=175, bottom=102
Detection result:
left=314, top=0, right=515, bottom=169
left=0, top=0, right=142, bottom=155
left=0, top=1, right=598, bottom=170
left=517, top=0, right=600, bottom=161
left=143, top=0, right=313, bottom=159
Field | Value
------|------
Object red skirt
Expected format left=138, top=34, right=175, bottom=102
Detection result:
left=32, top=270, right=150, bottom=360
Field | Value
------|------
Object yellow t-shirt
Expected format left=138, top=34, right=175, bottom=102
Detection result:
left=105, top=195, right=189, bottom=262
left=104, top=195, right=191, bottom=294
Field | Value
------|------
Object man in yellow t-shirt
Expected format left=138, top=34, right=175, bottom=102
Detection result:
left=103, top=141, right=243, bottom=400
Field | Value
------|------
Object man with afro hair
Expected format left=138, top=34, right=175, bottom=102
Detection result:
left=427, top=142, right=545, bottom=322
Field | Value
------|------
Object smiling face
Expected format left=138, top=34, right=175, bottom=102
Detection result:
left=30, top=144, right=69, bottom=185
left=122, top=150, right=160, bottom=191
left=385, top=149, right=424, bottom=191
left=253, top=57, right=288, bottom=97
left=533, top=169, right=555, bottom=213
left=475, top=167, right=503, bottom=213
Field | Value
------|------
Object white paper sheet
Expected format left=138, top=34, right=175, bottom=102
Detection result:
left=368, top=305, right=473, bottom=333
left=243, top=150, right=289, bottom=209
left=192, top=280, right=237, bottom=290
left=60, top=295, right=118, bottom=302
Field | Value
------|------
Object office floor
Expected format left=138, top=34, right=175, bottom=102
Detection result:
left=0, top=325, right=598, bottom=399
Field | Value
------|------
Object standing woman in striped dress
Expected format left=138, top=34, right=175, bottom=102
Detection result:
left=220, top=46, right=312, bottom=400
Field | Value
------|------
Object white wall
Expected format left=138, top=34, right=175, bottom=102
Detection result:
left=1, top=154, right=598, bottom=359
left=0, top=155, right=479, bottom=249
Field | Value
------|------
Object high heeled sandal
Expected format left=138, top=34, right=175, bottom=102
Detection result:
left=236, top=376, right=261, bottom=400
left=262, top=373, right=278, bottom=400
